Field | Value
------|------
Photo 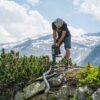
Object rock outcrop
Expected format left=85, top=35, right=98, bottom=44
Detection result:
left=15, top=67, right=99, bottom=100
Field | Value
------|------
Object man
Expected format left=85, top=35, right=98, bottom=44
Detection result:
left=52, top=18, right=71, bottom=69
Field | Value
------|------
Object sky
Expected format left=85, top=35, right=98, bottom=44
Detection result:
left=0, top=0, right=100, bottom=43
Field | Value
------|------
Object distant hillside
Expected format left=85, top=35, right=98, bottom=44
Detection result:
left=82, top=44, right=100, bottom=66
left=0, top=32, right=100, bottom=66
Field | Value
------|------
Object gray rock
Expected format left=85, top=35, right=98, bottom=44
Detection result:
left=92, top=88, right=100, bottom=100
left=74, top=86, right=93, bottom=100
left=47, top=93, right=57, bottom=100
left=49, top=77, right=62, bottom=87
left=74, top=88, right=86, bottom=100
left=14, top=91, right=24, bottom=100
left=15, top=82, right=45, bottom=100
left=56, top=85, right=76, bottom=99
left=23, top=82, right=45, bottom=99
left=31, top=92, right=57, bottom=100
left=31, top=94, right=47, bottom=100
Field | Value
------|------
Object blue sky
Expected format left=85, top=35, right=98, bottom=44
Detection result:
left=0, top=0, right=100, bottom=43
left=16, top=0, right=100, bottom=33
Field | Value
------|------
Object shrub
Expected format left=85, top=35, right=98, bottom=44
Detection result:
left=78, top=63, right=100, bottom=90
left=0, top=49, right=51, bottom=99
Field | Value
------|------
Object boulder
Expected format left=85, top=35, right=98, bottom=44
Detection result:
left=14, top=91, right=24, bottom=100
left=92, top=88, right=100, bottom=100
left=15, top=82, right=45, bottom=100
left=49, top=77, right=62, bottom=87
left=56, top=85, right=76, bottom=98
left=74, top=86, right=93, bottom=100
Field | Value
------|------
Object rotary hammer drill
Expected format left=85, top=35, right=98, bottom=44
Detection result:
left=52, top=45, right=61, bottom=66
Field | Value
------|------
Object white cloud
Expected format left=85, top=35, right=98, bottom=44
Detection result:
left=0, top=25, right=16, bottom=43
left=80, top=0, right=100, bottom=20
left=0, top=0, right=85, bottom=44
left=27, top=0, right=40, bottom=6
left=68, top=26, right=86, bottom=36
left=72, top=0, right=80, bottom=6
left=0, top=0, right=51, bottom=43
left=72, top=0, right=100, bottom=21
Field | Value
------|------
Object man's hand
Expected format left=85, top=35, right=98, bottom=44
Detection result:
left=54, top=43, right=59, bottom=47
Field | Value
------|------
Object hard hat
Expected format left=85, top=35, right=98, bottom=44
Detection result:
left=54, top=18, right=63, bottom=28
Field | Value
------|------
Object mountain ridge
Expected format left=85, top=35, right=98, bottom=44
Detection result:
left=0, top=32, right=100, bottom=66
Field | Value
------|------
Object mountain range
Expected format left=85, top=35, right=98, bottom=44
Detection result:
left=0, top=32, right=100, bottom=66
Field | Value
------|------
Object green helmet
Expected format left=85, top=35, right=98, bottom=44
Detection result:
left=54, top=18, right=63, bottom=28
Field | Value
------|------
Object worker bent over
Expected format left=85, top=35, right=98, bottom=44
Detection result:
left=52, top=18, right=71, bottom=69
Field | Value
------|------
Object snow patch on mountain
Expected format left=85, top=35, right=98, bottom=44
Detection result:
left=0, top=32, right=100, bottom=66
